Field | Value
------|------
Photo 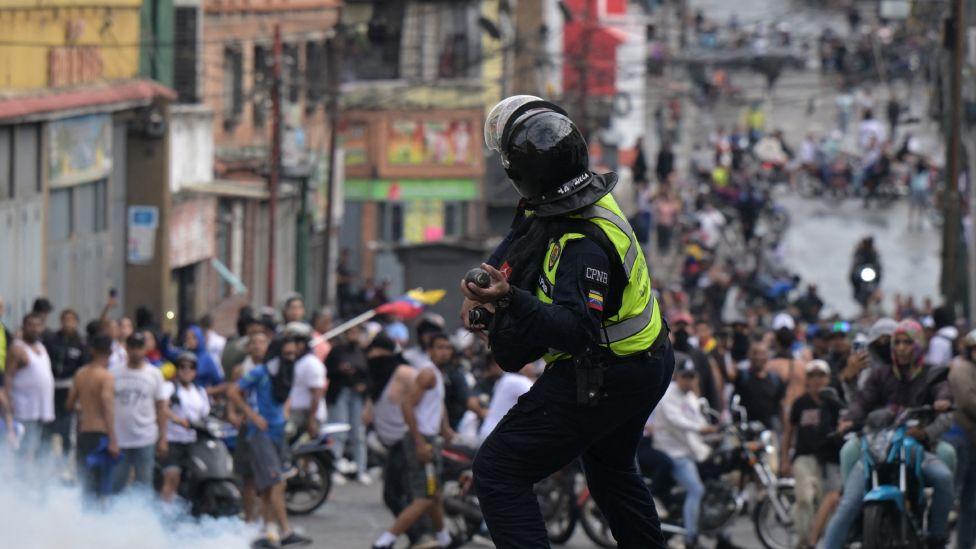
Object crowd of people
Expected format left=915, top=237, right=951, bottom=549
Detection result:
left=2, top=260, right=974, bottom=549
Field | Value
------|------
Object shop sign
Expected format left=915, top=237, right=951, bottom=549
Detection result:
left=48, top=114, right=112, bottom=187
left=386, top=118, right=476, bottom=168
left=169, top=197, right=217, bottom=269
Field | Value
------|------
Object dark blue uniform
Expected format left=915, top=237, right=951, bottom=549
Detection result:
left=474, top=237, right=674, bottom=548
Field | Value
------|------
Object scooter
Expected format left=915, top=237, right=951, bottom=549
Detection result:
left=154, top=416, right=242, bottom=518
left=285, top=422, right=349, bottom=515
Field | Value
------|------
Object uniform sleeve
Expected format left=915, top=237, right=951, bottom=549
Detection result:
left=499, top=238, right=611, bottom=357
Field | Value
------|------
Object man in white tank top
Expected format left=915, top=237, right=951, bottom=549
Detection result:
left=372, top=333, right=455, bottom=549
left=5, top=312, right=55, bottom=460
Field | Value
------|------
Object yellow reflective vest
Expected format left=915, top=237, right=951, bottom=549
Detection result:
left=536, top=194, right=662, bottom=362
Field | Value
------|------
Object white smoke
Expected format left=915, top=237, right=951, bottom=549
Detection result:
left=0, top=458, right=257, bottom=549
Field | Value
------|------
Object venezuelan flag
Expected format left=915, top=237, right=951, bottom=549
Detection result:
left=375, top=288, right=446, bottom=319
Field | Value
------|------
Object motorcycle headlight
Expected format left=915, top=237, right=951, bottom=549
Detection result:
left=859, top=267, right=877, bottom=283
left=866, top=430, right=893, bottom=463
left=760, top=430, right=775, bottom=454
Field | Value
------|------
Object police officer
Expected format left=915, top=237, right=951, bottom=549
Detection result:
left=462, top=96, right=675, bottom=548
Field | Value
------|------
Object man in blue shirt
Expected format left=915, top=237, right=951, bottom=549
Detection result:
left=229, top=333, right=311, bottom=547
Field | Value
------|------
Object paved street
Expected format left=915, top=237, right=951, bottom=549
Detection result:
left=290, top=479, right=762, bottom=549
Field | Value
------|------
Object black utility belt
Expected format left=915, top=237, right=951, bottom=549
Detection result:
left=574, top=322, right=669, bottom=407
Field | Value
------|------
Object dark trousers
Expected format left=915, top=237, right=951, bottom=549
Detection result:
left=474, top=340, right=675, bottom=548
left=637, top=437, right=674, bottom=503
left=382, top=439, right=432, bottom=543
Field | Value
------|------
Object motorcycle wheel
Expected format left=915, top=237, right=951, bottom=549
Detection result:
left=194, top=480, right=243, bottom=518
left=442, top=481, right=477, bottom=546
left=862, top=504, right=917, bottom=549
left=534, top=476, right=577, bottom=544
left=285, top=454, right=333, bottom=515
left=753, top=486, right=796, bottom=549
left=579, top=497, right=617, bottom=548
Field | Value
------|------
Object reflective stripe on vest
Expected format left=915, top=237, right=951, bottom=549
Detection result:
left=535, top=194, right=661, bottom=360
left=0, top=323, right=5, bottom=374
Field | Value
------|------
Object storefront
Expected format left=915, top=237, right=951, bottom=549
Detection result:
left=338, top=108, right=485, bottom=287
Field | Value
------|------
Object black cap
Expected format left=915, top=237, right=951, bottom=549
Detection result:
left=368, top=333, right=398, bottom=354
left=676, top=359, right=698, bottom=377
left=125, top=332, right=146, bottom=348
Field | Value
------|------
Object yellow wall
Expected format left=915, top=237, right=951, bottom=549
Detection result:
left=0, top=0, right=142, bottom=90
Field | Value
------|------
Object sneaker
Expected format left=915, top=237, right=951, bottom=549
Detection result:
left=280, top=532, right=312, bottom=546
left=281, top=465, right=298, bottom=480
left=337, top=457, right=356, bottom=474
left=252, top=537, right=280, bottom=548
left=356, top=472, right=372, bottom=485
left=371, top=543, right=394, bottom=549
left=331, top=472, right=347, bottom=486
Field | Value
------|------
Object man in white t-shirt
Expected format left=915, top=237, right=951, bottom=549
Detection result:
left=478, top=361, right=535, bottom=444
left=282, top=323, right=327, bottom=438
left=110, top=332, right=168, bottom=493
left=159, top=352, right=212, bottom=502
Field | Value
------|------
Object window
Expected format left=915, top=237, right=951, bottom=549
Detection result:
left=283, top=43, right=301, bottom=104
left=342, top=0, right=405, bottom=81
left=377, top=202, right=404, bottom=243
left=444, top=202, right=467, bottom=237
left=48, top=187, right=73, bottom=241
left=305, top=41, right=327, bottom=109
left=253, top=44, right=270, bottom=128
left=222, top=47, right=243, bottom=127
left=48, top=179, right=107, bottom=239
left=174, top=7, right=199, bottom=102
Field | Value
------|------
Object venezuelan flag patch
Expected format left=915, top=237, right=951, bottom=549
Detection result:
left=587, top=289, right=605, bottom=312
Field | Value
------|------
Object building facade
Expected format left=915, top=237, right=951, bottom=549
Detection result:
left=0, top=0, right=174, bottom=328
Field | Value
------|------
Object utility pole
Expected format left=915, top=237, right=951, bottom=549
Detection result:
left=321, top=19, right=343, bottom=307
left=942, top=0, right=964, bottom=307
left=577, top=0, right=596, bottom=140
left=268, top=24, right=282, bottom=306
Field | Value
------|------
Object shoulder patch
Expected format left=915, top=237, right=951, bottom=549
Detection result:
left=587, top=289, right=605, bottom=312
left=547, top=241, right=562, bottom=271
left=585, top=267, right=609, bottom=285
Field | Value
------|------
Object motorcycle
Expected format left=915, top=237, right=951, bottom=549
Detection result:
left=154, top=416, right=242, bottom=518
left=851, top=262, right=881, bottom=308
left=820, top=366, right=952, bottom=549
left=576, top=397, right=796, bottom=549
left=440, top=444, right=579, bottom=547
left=284, top=422, right=349, bottom=515
left=441, top=443, right=485, bottom=546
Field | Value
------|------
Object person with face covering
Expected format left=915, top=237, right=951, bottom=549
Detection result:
left=839, top=318, right=895, bottom=403
left=823, top=319, right=955, bottom=549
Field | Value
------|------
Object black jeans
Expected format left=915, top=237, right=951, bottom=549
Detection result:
left=474, top=340, right=675, bottom=548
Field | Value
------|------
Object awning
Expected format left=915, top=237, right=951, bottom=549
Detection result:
left=179, top=180, right=299, bottom=200
left=0, top=79, right=176, bottom=124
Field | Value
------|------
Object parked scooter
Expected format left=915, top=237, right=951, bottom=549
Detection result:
left=285, top=422, right=349, bottom=515
left=154, top=416, right=242, bottom=518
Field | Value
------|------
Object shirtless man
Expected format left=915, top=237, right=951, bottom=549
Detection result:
left=66, top=334, right=118, bottom=497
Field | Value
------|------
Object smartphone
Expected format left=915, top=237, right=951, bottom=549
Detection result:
left=852, top=340, right=866, bottom=353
